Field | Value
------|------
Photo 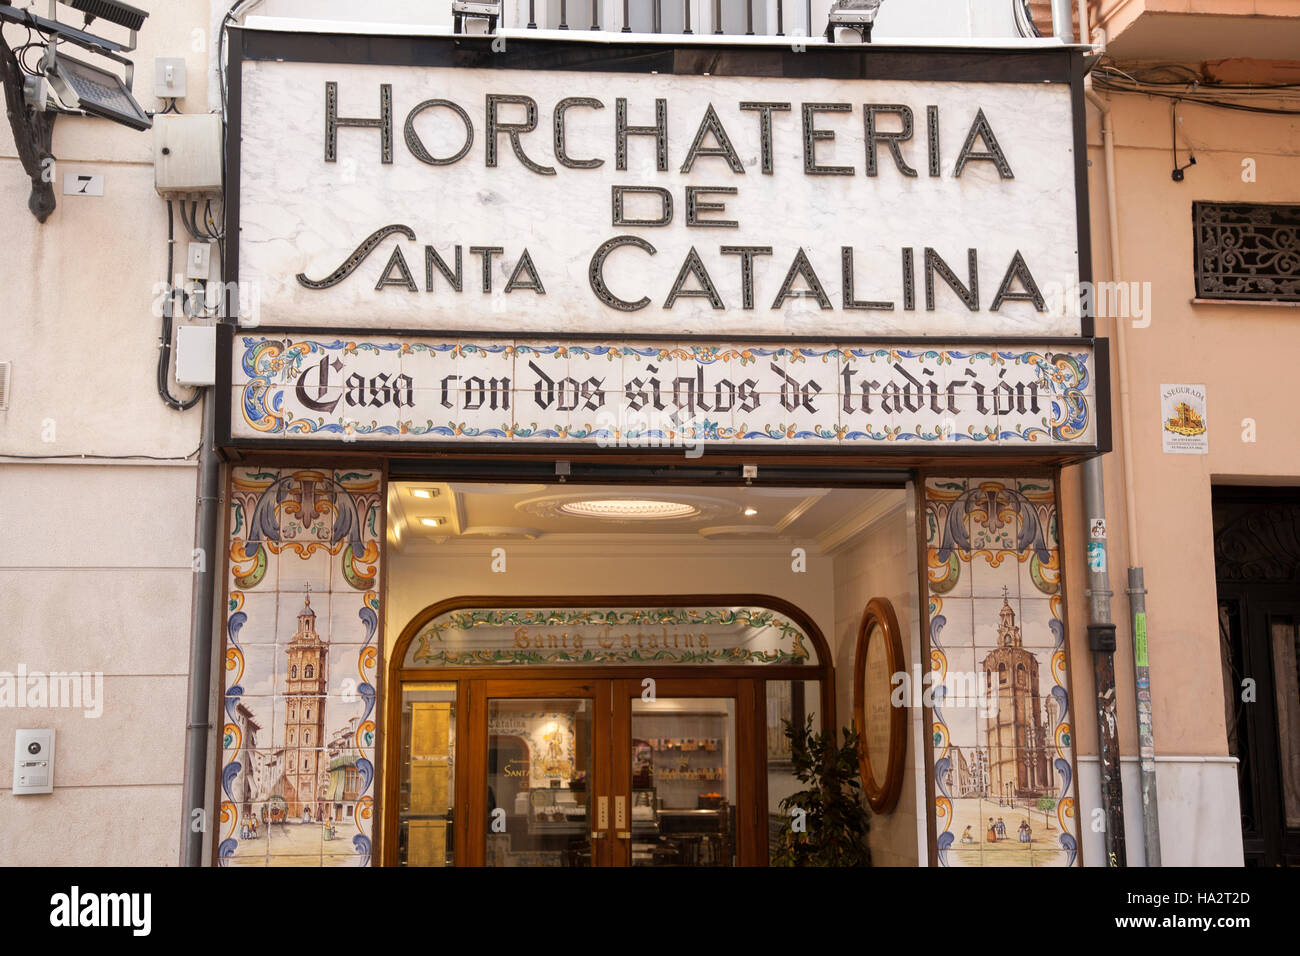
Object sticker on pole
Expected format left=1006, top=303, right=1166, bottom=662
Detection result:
left=1087, top=540, right=1106, bottom=572
left=1160, top=384, right=1208, bottom=454
left=1089, top=518, right=1107, bottom=540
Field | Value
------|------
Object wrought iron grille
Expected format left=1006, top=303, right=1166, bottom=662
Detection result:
left=1194, top=201, right=1300, bottom=303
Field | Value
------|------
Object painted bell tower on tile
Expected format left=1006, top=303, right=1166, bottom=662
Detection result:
left=283, top=593, right=328, bottom=817
left=981, top=590, right=1050, bottom=801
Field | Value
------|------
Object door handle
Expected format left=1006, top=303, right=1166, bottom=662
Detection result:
left=615, top=794, right=629, bottom=839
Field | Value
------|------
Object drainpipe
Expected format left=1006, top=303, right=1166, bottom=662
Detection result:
left=1081, top=456, right=1125, bottom=866
left=1085, top=75, right=1162, bottom=868
left=1051, top=0, right=1074, bottom=43
left=181, top=389, right=222, bottom=865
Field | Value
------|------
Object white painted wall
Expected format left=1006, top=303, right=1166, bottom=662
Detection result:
left=1076, top=757, right=1245, bottom=867
left=828, top=491, right=921, bottom=866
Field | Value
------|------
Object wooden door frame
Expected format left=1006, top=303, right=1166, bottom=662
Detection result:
left=467, top=678, right=611, bottom=867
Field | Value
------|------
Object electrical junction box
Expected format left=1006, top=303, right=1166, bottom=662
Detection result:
left=154, top=113, right=222, bottom=198
left=154, top=56, right=187, bottom=99
left=13, top=729, right=55, bottom=795
left=186, top=241, right=212, bottom=280
left=176, top=324, right=216, bottom=386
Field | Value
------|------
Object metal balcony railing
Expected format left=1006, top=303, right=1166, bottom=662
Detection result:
left=512, top=2, right=814, bottom=38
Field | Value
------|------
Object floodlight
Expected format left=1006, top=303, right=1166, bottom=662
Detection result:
left=46, top=50, right=150, bottom=130
left=452, top=0, right=501, bottom=34
left=825, top=0, right=882, bottom=43
left=67, top=0, right=148, bottom=32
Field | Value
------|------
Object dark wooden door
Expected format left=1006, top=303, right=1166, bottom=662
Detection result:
left=1214, top=490, right=1300, bottom=867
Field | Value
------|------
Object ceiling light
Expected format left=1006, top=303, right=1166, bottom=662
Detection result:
left=744, top=507, right=759, bottom=516
left=420, top=518, right=443, bottom=527
left=411, top=488, right=436, bottom=499
left=559, top=499, right=701, bottom=520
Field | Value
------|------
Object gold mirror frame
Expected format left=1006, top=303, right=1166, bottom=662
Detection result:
left=852, top=597, right=906, bottom=814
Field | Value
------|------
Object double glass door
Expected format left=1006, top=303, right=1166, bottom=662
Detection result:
left=468, top=678, right=756, bottom=866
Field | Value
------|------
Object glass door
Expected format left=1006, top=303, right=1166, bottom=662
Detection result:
left=467, top=679, right=613, bottom=867
left=610, top=679, right=759, bottom=867
left=461, top=677, right=763, bottom=866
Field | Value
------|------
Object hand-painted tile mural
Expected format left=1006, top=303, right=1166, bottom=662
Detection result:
left=232, top=335, right=1096, bottom=450
left=924, top=477, right=1080, bottom=867
left=220, top=467, right=384, bottom=867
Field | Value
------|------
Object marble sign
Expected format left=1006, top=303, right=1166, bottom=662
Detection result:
left=237, top=61, right=1083, bottom=338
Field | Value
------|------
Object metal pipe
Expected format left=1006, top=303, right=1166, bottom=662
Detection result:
left=714, top=0, right=723, bottom=34
left=1051, top=0, right=1074, bottom=43
left=559, top=0, right=568, bottom=29
left=654, top=0, right=662, bottom=33
left=684, top=0, right=692, bottom=34
left=746, top=0, right=754, bottom=34
left=181, top=389, right=221, bottom=866
left=1083, top=454, right=1127, bottom=867
left=1077, top=0, right=1090, bottom=44
left=1086, top=78, right=1162, bottom=868
left=528, top=0, right=537, bottom=28
left=622, top=0, right=631, bottom=31
left=776, top=0, right=783, bottom=35
left=591, top=0, right=599, bottom=29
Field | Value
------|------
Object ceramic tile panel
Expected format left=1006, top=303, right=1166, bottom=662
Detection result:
left=925, top=476, right=1079, bottom=868
left=232, top=335, right=1099, bottom=450
left=220, top=466, right=383, bottom=868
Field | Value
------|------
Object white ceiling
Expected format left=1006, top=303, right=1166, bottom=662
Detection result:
left=389, top=481, right=902, bottom=553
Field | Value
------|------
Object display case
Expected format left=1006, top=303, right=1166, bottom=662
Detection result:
left=527, top=787, right=587, bottom=828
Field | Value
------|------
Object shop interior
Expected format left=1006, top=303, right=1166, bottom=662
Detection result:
left=383, top=479, right=922, bottom=866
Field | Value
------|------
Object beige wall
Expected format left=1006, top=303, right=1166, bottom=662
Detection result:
left=1065, top=88, right=1300, bottom=763
left=1060, top=76, right=1297, bottom=863
left=0, top=462, right=199, bottom=865
left=0, top=1, right=211, bottom=864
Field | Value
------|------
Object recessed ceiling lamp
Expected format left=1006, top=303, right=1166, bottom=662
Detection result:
left=419, top=518, right=443, bottom=528
left=743, top=507, right=759, bottom=516
left=411, top=488, right=437, bottom=499
left=559, top=499, right=700, bottom=520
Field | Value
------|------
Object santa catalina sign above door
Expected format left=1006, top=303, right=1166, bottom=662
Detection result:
left=235, top=55, right=1084, bottom=338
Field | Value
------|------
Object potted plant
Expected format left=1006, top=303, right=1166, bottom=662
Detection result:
left=569, top=771, right=587, bottom=792
left=770, top=715, right=872, bottom=867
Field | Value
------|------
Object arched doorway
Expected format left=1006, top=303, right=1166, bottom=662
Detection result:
left=384, top=594, right=834, bottom=866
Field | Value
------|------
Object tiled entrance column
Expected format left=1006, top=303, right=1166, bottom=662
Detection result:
left=218, top=467, right=384, bottom=866
left=923, top=477, right=1081, bottom=867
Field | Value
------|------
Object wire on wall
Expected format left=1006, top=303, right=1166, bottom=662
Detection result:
left=1092, top=61, right=1300, bottom=116
left=158, top=199, right=204, bottom=411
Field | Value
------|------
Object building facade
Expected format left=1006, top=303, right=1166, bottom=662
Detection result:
left=1, top=0, right=1296, bottom=868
